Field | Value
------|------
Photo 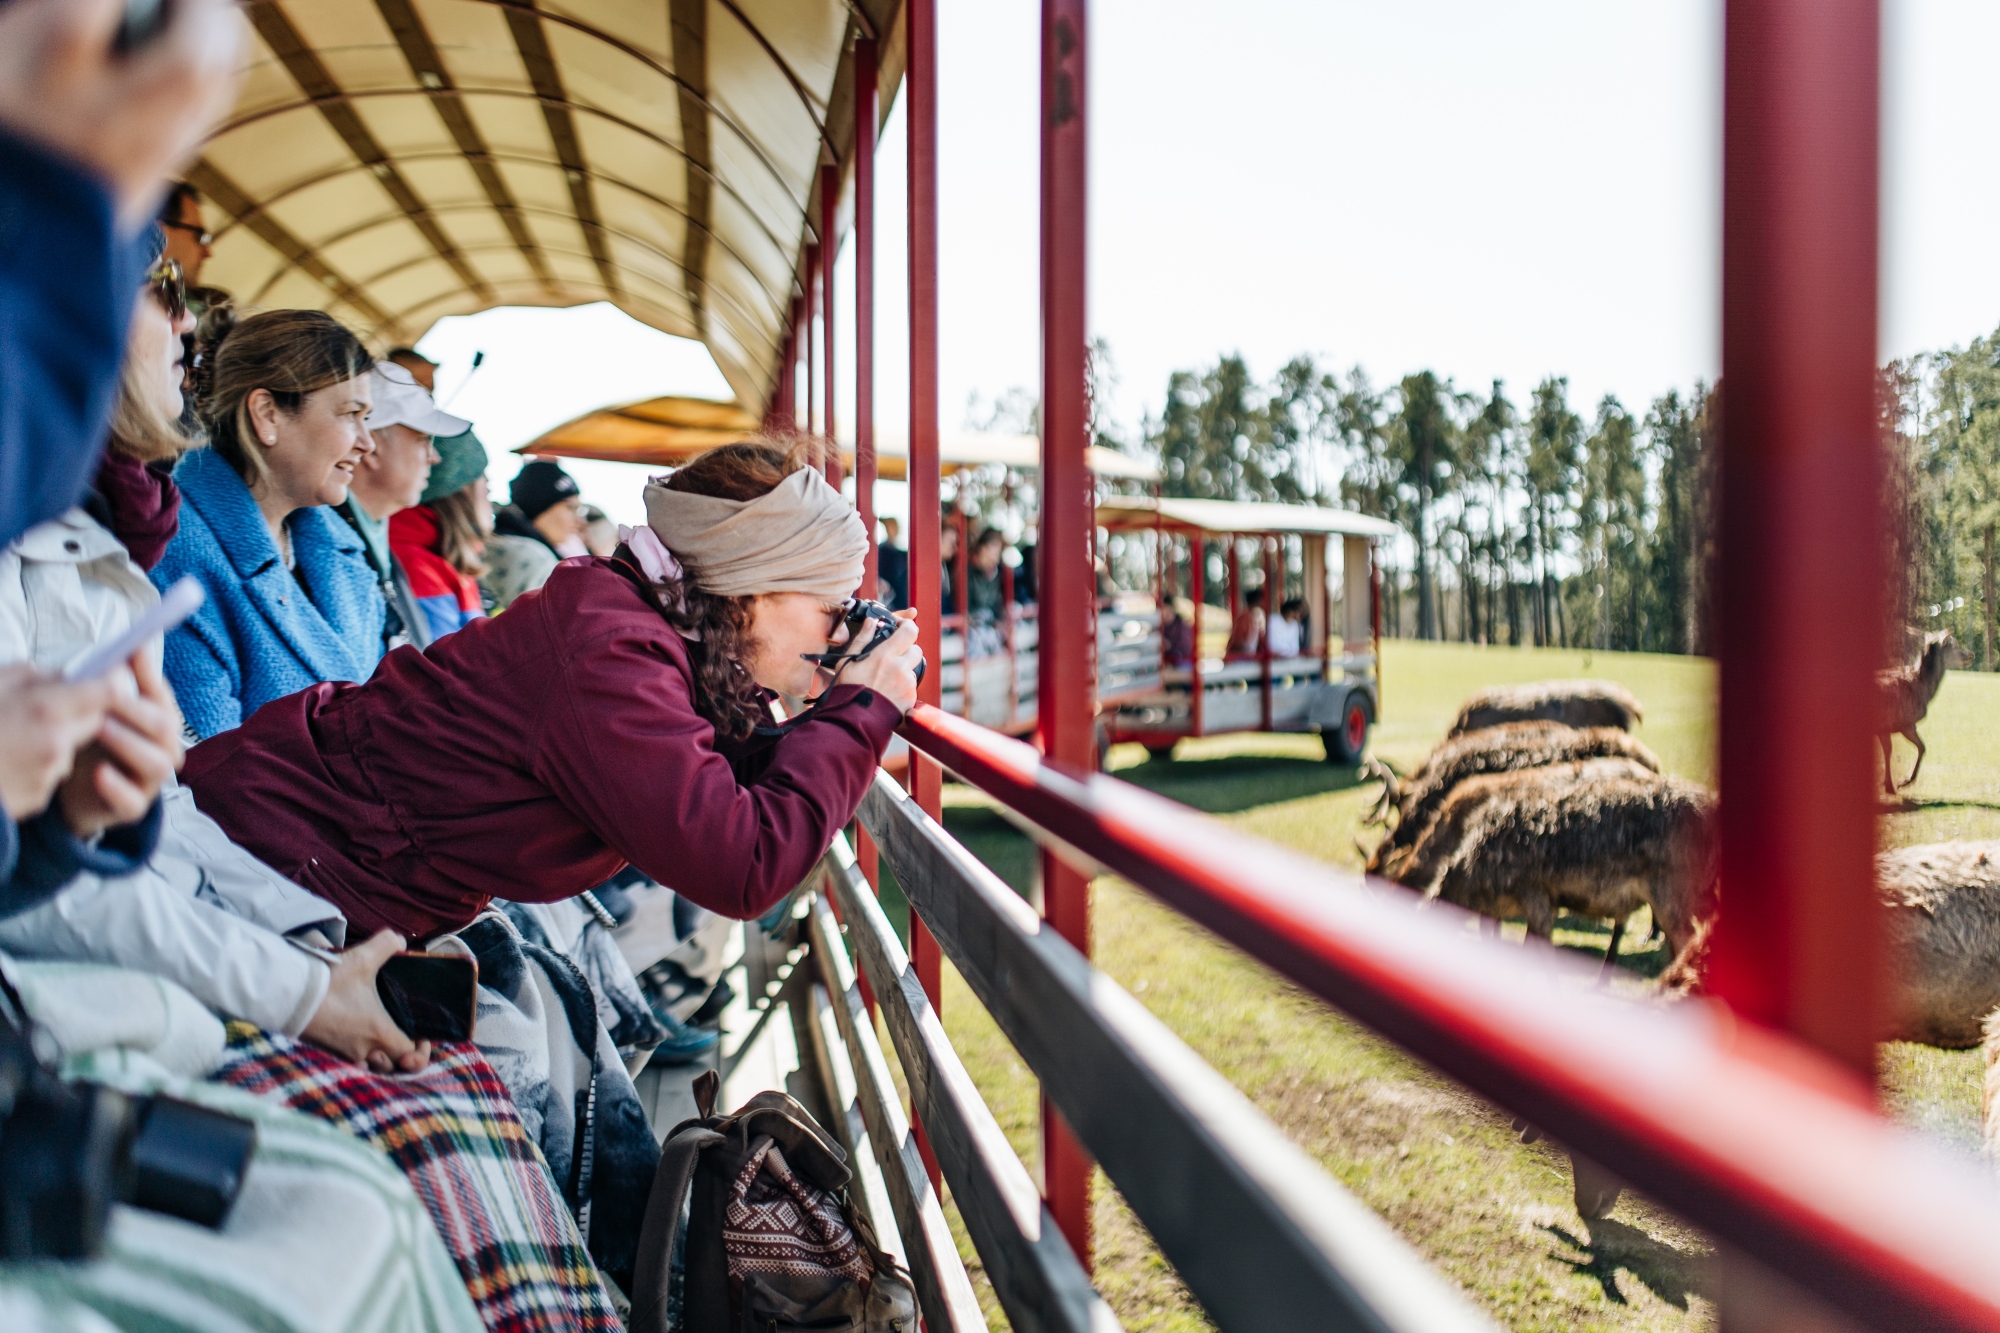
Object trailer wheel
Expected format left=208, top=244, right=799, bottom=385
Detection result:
left=1144, top=742, right=1178, bottom=763
left=1323, top=693, right=1372, bottom=765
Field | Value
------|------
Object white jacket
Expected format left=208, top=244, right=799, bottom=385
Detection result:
left=0, top=510, right=343, bottom=1034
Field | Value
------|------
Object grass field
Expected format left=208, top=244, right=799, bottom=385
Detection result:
left=902, top=639, right=2000, bottom=1332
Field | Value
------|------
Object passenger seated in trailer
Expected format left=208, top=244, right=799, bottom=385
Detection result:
left=877, top=515, right=909, bottom=610
left=1227, top=584, right=1266, bottom=655
left=1267, top=597, right=1307, bottom=657
left=179, top=439, right=921, bottom=945
left=1161, top=596, right=1197, bottom=669
left=939, top=514, right=960, bottom=612
left=389, top=427, right=491, bottom=640
left=483, top=457, right=584, bottom=610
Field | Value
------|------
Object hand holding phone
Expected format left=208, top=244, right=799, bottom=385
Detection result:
left=64, top=577, right=202, bottom=683
left=375, top=952, right=478, bottom=1044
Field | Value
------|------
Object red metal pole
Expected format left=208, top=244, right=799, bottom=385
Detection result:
left=1370, top=549, right=1382, bottom=719
left=1710, top=0, right=1885, bottom=1081
left=805, top=242, right=820, bottom=439
left=1191, top=535, right=1205, bottom=737
left=1260, top=538, right=1275, bottom=731
left=1038, top=0, right=1094, bottom=1268
left=904, top=0, right=944, bottom=1191
left=854, top=37, right=880, bottom=896
left=821, top=163, right=840, bottom=480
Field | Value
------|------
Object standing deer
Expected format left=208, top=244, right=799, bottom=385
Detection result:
left=1877, top=631, right=1970, bottom=794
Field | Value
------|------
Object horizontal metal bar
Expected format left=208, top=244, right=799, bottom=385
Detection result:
left=895, top=704, right=2000, bottom=1333
left=802, top=874, right=988, bottom=1333
left=820, top=833, right=1117, bottom=1333
left=857, top=771, right=1495, bottom=1333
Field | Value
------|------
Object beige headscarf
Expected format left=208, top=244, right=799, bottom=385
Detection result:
left=641, top=466, right=867, bottom=600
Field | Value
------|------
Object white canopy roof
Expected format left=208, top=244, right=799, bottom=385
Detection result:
left=1096, top=495, right=1401, bottom=539
left=190, top=0, right=898, bottom=415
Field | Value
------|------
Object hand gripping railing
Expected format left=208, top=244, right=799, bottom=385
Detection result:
left=894, top=703, right=2000, bottom=1333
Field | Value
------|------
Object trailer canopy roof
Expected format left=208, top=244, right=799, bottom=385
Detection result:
left=1097, top=495, right=1401, bottom=539
left=189, top=0, right=898, bottom=415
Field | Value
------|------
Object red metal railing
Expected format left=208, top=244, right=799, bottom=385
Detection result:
left=897, top=702, right=2000, bottom=1333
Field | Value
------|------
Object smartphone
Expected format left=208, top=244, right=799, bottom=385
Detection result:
left=114, top=0, right=172, bottom=54
left=375, top=953, right=478, bottom=1043
left=63, top=577, right=204, bottom=683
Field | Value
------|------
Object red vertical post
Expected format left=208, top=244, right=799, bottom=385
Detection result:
left=821, top=163, right=840, bottom=479
left=805, top=242, right=820, bottom=439
left=1370, top=550, right=1382, bottom=719
left=1259, top=538, right=1275, bottom=730
left=1039, top=0, right=1093, bottom=1270
left=904, top=0, right=945, bottom=1191
left=1190, top=535, right=1205, bottom=737
left=853, top=37, right=881, bottom=895
left=1710, top=0, right=1884, bottom=1080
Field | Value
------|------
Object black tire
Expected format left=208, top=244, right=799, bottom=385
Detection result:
left=1144, top=742, right=1178, bottom=763
left=1323, top=692, right=1373, bottom=765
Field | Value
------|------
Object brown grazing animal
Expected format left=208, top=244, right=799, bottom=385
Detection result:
left=1363, top=722, right=1663, bottom=874
left=1661, top=841, right=2000, bottom=1048
left=1447, top=679, right=1645, bottom=738
left=1876, top=631, right=1970, bottom=794
left=1876, top=842, right=2000, bottom=1047
left=1391, top=766, right=1716, bottom=961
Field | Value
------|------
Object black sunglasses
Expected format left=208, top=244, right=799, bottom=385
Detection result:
left=146, top=257, right=187, bottom=322
left=161, top=218, right=213, bottom=247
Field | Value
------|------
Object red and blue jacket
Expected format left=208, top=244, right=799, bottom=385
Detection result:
left=389, top=505, right=485, bottom=641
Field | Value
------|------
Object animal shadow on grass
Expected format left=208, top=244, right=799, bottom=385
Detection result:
left=1547, top=913, right=1675, bottom=981
left=1881, top=796, right=2000, bottom=815
left=1115, top=754, right=1366, bottom=815
left=1541, top=1218, right=1709, bottom=1310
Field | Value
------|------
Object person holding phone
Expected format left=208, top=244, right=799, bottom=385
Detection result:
left=183, top=439, right=921, bottom=943
left=0, top=0, right=243, bottom=912
left=0, top=229, right=627, bottom=1333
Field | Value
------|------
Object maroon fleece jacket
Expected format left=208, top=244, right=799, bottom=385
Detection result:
left=181, top=558, right=902, bottom=939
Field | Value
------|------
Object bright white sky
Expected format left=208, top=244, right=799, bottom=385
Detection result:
left=415, top=0, right=2000, bottom=528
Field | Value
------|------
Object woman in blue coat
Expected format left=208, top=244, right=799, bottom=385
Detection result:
left=153, top=310, right=384, bottom=737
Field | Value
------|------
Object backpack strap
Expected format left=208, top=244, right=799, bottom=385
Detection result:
left=628, top=1124, right=724, bottom=1333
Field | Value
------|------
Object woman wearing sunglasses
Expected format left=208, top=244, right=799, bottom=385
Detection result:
left=182, top=438, right=921, bottom=943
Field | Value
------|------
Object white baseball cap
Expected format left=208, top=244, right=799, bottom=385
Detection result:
left=365, top=362, right=470, bottom=436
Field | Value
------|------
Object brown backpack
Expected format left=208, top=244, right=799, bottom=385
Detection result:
left=630, top=1070, right=917, bottom=1333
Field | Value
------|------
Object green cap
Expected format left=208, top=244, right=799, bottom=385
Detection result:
left=421, top=428, right=489, bottom=503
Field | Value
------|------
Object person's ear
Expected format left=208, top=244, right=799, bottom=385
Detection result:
left=246, top=388, right=282, bottom=449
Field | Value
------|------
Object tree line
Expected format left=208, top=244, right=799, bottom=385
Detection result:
left=1130, top=336, right=2000, bottom=667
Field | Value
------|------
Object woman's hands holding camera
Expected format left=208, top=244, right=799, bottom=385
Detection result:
left=840, top=609, right=922, bottom=714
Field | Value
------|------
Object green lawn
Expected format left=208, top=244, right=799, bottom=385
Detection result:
left=912, top=640, right=1999, bottom=1331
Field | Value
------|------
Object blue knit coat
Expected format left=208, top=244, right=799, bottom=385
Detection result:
left=153, top=449, right=384, bottom=737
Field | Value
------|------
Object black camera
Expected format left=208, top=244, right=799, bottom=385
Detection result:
left=0, top=975, right=256, bottom=1259
left=803, top=599, right=924, bottom=684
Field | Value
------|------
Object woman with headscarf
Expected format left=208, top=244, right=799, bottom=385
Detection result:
left=180, top=439, right=918, bottom=943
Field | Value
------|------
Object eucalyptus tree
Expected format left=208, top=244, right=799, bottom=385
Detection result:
left=1929, top=336, right=2000, bottom=668
left=1524, top=377, right=1583, bottom=646
left=1389, top=370, right=1464, bottom=640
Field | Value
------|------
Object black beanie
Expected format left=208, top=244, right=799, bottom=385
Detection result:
left=511, top=460, right=580, bottom=520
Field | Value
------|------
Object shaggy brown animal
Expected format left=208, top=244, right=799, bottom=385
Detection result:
left=1873, top=842, right=2000, bottom=1047
left=1446, top=679, right=1644, bottom=738
left=1390, top=765, right=1716, bottom=961
left=1362, top=722, right=1663, bottom=874
left=1876, top=631, right=1970, bottom=794
left=1656, top=842, right=2000, bottom=1048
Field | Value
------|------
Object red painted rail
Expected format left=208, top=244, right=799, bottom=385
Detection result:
left=897, top=702, right=2000, bottom=1333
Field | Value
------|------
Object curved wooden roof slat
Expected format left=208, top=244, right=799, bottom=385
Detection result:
left=207, top=151, right=788, bottom=315
left=497, top=0, right=618, bottom=298
left=217, top=89, right=799, bottom=271
left=185, top=155, right=396, bottom=328
left=280, top=207, right=782, bottom=357
left=462, top=0, right=809, bottom=221
left=371, top=0, right=556, bottom=293
left=244, top=1, right=493, bottom=302
left=713, top=0, right=830, bottom=143
left=669, top=0, right=712, bottom=340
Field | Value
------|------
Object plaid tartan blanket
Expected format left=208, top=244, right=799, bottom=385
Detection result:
left=215, top=1025, right=621, bottom=1333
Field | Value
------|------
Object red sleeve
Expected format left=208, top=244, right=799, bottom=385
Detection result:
left=530, top=624, right=901, bottom=920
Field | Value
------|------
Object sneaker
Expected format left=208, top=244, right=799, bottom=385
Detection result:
left=644, top=997, right=721, bottom=1066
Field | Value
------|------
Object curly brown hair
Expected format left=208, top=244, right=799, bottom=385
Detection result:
left=629, top=437, right=814, bottom=740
